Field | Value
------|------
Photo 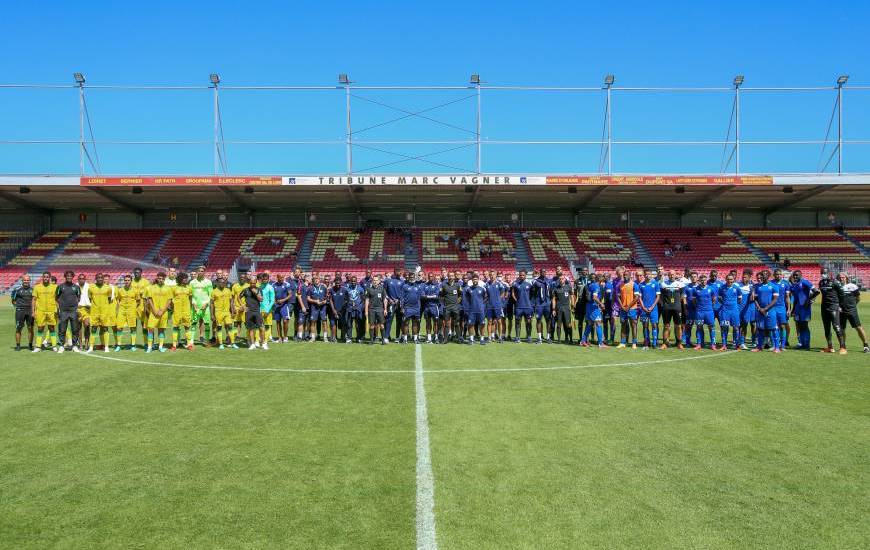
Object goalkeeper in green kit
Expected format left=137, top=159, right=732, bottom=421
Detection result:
left=190, top=266, right=214, bottom=346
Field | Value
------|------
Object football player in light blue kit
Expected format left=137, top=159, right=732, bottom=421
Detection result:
left=637, top=269, right=661, bottom=349
left=789, top=269, right=818, bottom=350
left=717, top=273, right=743, bottom=350
left=581, top=274, right=608, bottom=348
left=707, top=270, right=723, bottom=348
left=683, top=272, right=698, bottom=347
left=751, top=270, right=781, bottom=353
left=463, top=273, right=488, bottom=345
left=738, top=269, right=756, bottom=350
left=691, top=274, right=717, bottom=349
left=771, top=268, right=791, bottom=348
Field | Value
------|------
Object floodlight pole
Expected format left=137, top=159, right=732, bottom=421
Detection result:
left=606, top=86, right=613, bottom=175
left=78, top=82, right=85, bottom=176
left=475, top=81, right=482, bottom=174
left=837, top=83, right=843, bottom=174
left=213, top=82, right=220, bottom=175
left=345, top=84, right=352, bottom=175
left=735, top=85, right=741, bottom=174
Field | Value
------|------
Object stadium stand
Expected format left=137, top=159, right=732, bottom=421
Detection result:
left=521, top=229, right=635, bottom=272
left=205, top=229, right=308, bottom=271
left=309, top=229, right=406, bottom=274
left=418, top=229, right=517, bottom=272
left=631, top=228, right=764, bottom=275
left=156, top=230, right=217, bottom=271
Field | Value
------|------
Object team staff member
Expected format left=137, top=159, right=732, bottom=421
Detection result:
left=55, top=270, right=81, bottom=353
left=210, top=277, right=238, bottom=349
left=550, top=273, right=574, bottom=344
left=659, top=271, right=685, bottom=349
left=12, top=275, right=35, bottom=351
left=242, top=274, right=266, bottom=350
left=817, top=269, right=847, bottom=354
left=837, top=272, right=869, bottom=353
left=33, top=271, right=58, bottom=352
left=145, top=271, right=173, bottom=353
left=440, top=272, right=462, bottom=343
left=365, top=274, right=388, bottom=345
left=76, top=273, right=91, bottom=350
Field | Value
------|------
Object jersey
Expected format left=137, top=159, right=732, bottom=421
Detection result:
left=259, top=283, right=276, bottom=313
left=841, top=282, right=860, bottom=313
left=707, top=279, right=723, bottom=312
left=551, top=283, right=573, bottom=309
left=231, top=282, right=249, bottom=314
left=189, top=278, right=213, bottom=310
left=512, top=280, right=533, bottom=310
left=790, top=278, right=814, bottom=310
left=131, top=277, right=150, bottom=305
left=401, top=281, right=424, bottom=311
left=486, top=281, right=507, bottom=310
left=618, top=281, right=639, bottom=310
left=659, top=280, right=684, bottom=311
left=531, top=277, right=550, bottom=307
left=463, top=284, right=487, bottom=313
left=115, top=286, right=140, bottom=312
left=753, top=282, right=778, bottom=310
left=146, top=283, right=174, bottom=313
left=638, top=280, right=660, bottom=310
left=55, top=282, right=82, bottom=311
left=585, top=282, right=602, bottom=316
left=33, top=282, right=57, bottom=313
left=441, top=281, right=462, bottom=309
left=211, top=287, right=233, bottom=315
left=770, top=279, right=790, bottom=312
left=365, top=285, right=386, bottom=311
left=172, top=285, right=193, bottom=318
left=12, top=285, right=33, bottom=311
left=88, top=283, right=114, bottom=312
left=693, top=285, right=715, bottom=312
left=328, top=285, right=348, bottom=312
left=718, top=283, right=742, bottom=311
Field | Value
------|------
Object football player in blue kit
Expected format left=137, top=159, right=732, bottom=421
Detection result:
left=271, top=273, right=292, bottom=343
left=789, top=269, right=818, bottom=350
left=384, top=268, right=404, bottom=342
left=463, top=273, right=488, bottom=344
left=400, top=273, right=424, bottom=343
left=422, top=272, right=442, bottom=343
left=581, top=274, right=608, bottom=348
left=637, top=269, right=661, bottom=349
left=738, top=269, right=756, bottom=350
left=706, top=270, right=723, bottom=348
left=345, top=275, right=366, bottom=343
left=691, top=274, right=717, bottom=350
left=511, top=270, right=534, bottom=343
left=531, top=269, right=551, bottom=344
left=717, top=273, right=743, bottom=350
left=326, top=276, right=347, bottom=343
left=485, top=271, right=508, bottom=343
left=771, top=268, right=791, bottom=348
left=751, top=270, right=781, bottom=353
left=306, top=274, right=329, bottom=342
left=683, top=272, right=698, bottom=347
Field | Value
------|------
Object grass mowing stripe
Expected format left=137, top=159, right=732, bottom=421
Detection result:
left=415, top=344, right=438, bottom=550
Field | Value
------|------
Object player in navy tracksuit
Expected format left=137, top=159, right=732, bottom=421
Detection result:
left=422, top=273, right=441, bottom=343
left=463, top=273, right=488, bottom=344
left=327, top=279, right=348, bottom=343
left=344, top=276, right=366, bottom=343
left=272, top=274, right=292, bottom=343
left=306, top=276, right=328, bottom=342
left=485, top=273, right=508, bottom=343
left=400, top=275, right=424, bottom=343
left=511, top=271, right=534, bottom=343
left=531, top=269, right=551, bottom=344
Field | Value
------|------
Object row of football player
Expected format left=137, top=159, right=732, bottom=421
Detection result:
left=11, top=265, right=867, bottom=353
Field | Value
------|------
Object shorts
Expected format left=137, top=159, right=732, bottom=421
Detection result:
left=35, top=310, right=57, bottom=327
left=740, top=306, right=756, bottom=325
left=773, top=309, right=788, bottom=326
left=245, top=310, right=264, bottom=330
left=533, top=304, right=548, bottom=320
left=515, top=307, right=533, bottom=320
left=15, top=310, right=34, bottom=330
left=368, top=309, right=385, bottom=325
left=115, top=307, right=138, bottom=328
left=792, top=306, right=811, bottom=323
left=555, top=307, right=572, bottom=327
left=504, top=302, right=514, bottom=318
left=619, top=308, right=638, bottom=321
left=261, top=311, right=273, bottom=326
left=639, top=307, right=659, bottom=324
left=424, top=304, right=440, bottom=319
left=147, top=312, right=169, bottom=330
left=611, top=302, right=622, bottom=318
left=308, top=305, right=326, bottom=322
left=80, top=306, right=91, bottom=324
left=695, top=311, right=715, bottom=326
left=403, top=309, right=421, bottom=322
left=274, top=304, right=292, bottom=321
left=235, top=308, right=247, bottom=324
left=661, top=308, right=681, bottom=325
left=443, top=307, right=460, bottom=321
left=754, top=311, right=777, bottom=330
left=718, top=310, right=740, bottom=328
left=486, top=307, right=504, bottom=320
left=840, top=309, right=861, bottom=329
left=136, top=306, right=146, bottom=325
left=214, top=310, right=234, bottom=327
left=192, top=307, right=211, bottom=325
left=173, top=311, right=192, bottom=328
left=90, top=309, right=115, bottom=328
left=586, top=309, right=602, bottom=322
left=296, top=306, right=308, bottom=324
left=466, top=310, right=485, bottom=326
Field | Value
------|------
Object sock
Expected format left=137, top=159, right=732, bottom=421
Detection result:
left=772, top=328, right=781, bottom=350
left=188, top=328, right=195, bottom=344
left=50, top=331, right=57, bottom=347
left=229, top=328, right=236, bottom=344
left=583, top=324, right=592, bottom=343
left=158, top=332, right=165, bottom=347
left=172, top=329, right=179, bottom=346
left=710, top=327, right=717, bottom=347
left=114, top=330, right=122, bottom=346
left=596, top=325, right=604, bottom=344
left=651, top=328, right=658, bottom=347
left=721, top=326, right=729, bottom=347
left=780, top=326, right=787, bottom=346
left=147, top=334, right=154, bottom=348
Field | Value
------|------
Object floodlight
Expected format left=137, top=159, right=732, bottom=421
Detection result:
left=338, top=74, right=350, bottom=85
left=837, top=75, right=848, bottom=86
left=209, top=73, right=220, bottom=84
left=470, top=74, right=480, bottom=85
left=603, top=74, right=615, bottom=87
left=73, top=72, right=85, bottom=85
left=733, top=75, right=744, bottom=87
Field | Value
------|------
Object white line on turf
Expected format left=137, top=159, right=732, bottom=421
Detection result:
left=415, top=344, right=438, bottom=550
left=71, top=348, right=736, bottom=375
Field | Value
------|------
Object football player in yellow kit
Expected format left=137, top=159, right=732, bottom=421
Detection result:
left=32, top=271, right=58, bottom=352
left=130, top=267, right=151, bottom=341
left=171, top=272, right=194, bottom=351
left=87, top=272, right=115, bottom=353
left=114, top=274, right=141, bottom=351
left=231, top=276, right=250, bottom=345
left=210, top=277, right=238, bottom=349
left=145, top=271, right=173, bottom=353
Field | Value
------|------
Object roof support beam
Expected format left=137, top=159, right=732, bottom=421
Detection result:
left=678, top=185, right=733, bottom=214
left=84, top=186, right=144, bottom=214
left=0, top=189, right=51, bottom=214
left=575, top=185, right=608, bottom=210
left=347, top=186, right=361, bottom=212
left=763, top=185, right=837, bottom=214
left=467, top=185, right=483, bottom=211
left=218, top=186, right=253, bottom=211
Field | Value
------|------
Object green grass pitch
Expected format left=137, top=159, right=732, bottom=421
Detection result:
left=0, top=296, right=867, bottom=549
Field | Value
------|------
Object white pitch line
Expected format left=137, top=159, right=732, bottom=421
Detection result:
left=415, top=344, right=438, bottom=550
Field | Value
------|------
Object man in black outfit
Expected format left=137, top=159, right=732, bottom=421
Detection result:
left=365, top=274, right=387, bottom=345
left=55, top=270, right=82, bottom=353
left=440, top=273, right=462, bottom=343
left=836, top=272, right=869, bottom=353
left=817, top=269, right=847, bottom=354
left=550, top=273, right=574, bottom=343
left=12, top=275, right=35, bottom=351
left=241, top=274, right=265, bottom=350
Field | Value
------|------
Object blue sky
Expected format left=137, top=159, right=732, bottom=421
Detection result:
left=1, top=1, right=868, bottom=175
